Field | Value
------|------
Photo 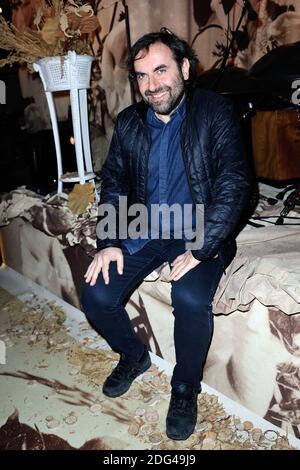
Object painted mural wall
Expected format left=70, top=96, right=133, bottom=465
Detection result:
left=12, top=1, right=300, bottom=170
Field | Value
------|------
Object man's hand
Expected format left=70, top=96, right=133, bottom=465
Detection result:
left=169, top=250, right=200, bottom=282
left=84, top=247, right=124, bottom=286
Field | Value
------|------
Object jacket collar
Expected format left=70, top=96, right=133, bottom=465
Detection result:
left=135, top=99, right=148, bottom=123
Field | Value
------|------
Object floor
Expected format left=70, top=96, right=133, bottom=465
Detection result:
left=0, top=266, right=299, bottom=451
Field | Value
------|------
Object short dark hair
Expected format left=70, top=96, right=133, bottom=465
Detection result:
left=127, top=29, right=199, bottom=86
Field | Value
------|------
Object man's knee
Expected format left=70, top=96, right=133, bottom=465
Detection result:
left=80, top=282, right=112, bottom=320
left=172, top=288, right=210, bottom=315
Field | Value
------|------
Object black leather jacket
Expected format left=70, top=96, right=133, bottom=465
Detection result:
left=97, top=87, right=251, bottom=269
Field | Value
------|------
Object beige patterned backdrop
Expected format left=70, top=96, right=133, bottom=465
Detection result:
left=97, top=0, right=300, bottom=114
left=13, top=1, right=300, bottom=169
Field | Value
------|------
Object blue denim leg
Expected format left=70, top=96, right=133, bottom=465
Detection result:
left=81, top=238, right=224, bottom=387
left=169, top=253, right=224, bottom=390
left=80, top=240, right=168, bottom=361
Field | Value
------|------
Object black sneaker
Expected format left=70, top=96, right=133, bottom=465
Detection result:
left=166, top=383, right=198, bottom=440
left=102, top=347, right=151, bottom=398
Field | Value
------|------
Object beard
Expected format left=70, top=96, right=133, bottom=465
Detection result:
left=143, top=73, right=185, bottom=115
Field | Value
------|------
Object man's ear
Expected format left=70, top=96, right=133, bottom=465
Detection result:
left=181, top=57, right=190, bottom=81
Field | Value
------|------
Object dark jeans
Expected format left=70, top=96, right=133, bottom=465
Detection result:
left=80, top=239, right=224, bottom=390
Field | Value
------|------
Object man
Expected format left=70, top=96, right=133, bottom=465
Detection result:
left=81, top=30, right=251, bottom=441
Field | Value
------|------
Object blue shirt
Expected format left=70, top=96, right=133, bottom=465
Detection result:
left=123, top=98, right=196, bottom=254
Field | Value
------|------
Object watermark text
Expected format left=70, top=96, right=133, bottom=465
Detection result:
left=0, top=340, right=6, bottom=365
left=96, top=197, right=204, bottom=250
left=0, top=80, right=5, bottom=105
left=291, top=79, right=300, bottom=105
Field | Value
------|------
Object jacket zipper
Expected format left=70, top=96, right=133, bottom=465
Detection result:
left=180, top=118, right=199, bottom=207
left=141, top=121, right=152, bottom=204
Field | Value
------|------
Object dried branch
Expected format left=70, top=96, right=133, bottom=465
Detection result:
left=0, top=1, right=100, bottom=69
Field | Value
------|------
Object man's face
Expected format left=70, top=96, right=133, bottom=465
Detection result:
left=134, top=42, right=190, bottom=119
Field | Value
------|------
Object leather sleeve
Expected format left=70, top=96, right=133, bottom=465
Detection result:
left=192, top=97, right=252, bottom=261
left=96, top=116, right=130, bottom=252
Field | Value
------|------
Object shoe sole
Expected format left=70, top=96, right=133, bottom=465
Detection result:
left=166, top=429, right=194, bottom=441
left=102, top=357, right=151, bottom=398
left=166, top=417, right=197, bottom=441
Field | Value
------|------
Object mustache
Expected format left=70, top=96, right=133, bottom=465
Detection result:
left=145, top=86, right=170, bottom=97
